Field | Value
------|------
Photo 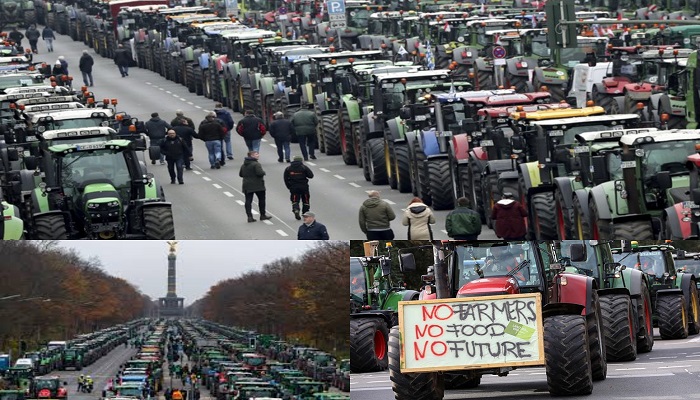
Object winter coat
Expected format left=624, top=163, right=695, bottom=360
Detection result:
left=236, top=115, right=266, bottom=141
left=290, top=109, right=317, bottom=136
left=41, top=27, right=55, bottom=40
left=114, top=48, right=131, bottom=66
left=402, top=202, right=435, bottom=240
left=283, top=161, right=314, bottom=193
left=215, top=108, right=234, bottom=131
left=298, top=221, right=329, bottom=240
left=8, top=31, right=24, bottom=44
left=446, top=206, right=482, bottom=238
left=144, top=117, right=171, bottom=141
left=159, top=135, right=192, bottom=161
left=198, top=119, right=224, bottom=142
left=51, top=65, right=64, bottom=76
left=79, top=54, right=94, bottom=73
left=59, top=59, right=69, bottom=75
left=359, top=197, right=396, bottom=234
left=491, top=199, right=528, bottom=239
left=269, top=118, right=294, bottom=142
left=171, top=116, right=195, bottom=129
left=25, top=28, right=40, bottom=41
left=239, top=157, right=266, bottom=193
left=173, top=125, right=198, bottom=143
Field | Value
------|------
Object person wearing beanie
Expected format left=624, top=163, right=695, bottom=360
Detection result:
left=359, top=190, right=396, bottom=240
left=284, top=155, right=314, bottom=220
left=269, top=111, right=294, bottom=162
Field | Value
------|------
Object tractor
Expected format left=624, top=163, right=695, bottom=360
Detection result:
left=28, top=377, right=67, bottom=400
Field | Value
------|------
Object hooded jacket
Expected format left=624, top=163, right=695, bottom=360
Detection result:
left=491, top=199, right=528, bottom=239
left=402, top=202, right=435, bottom=240
left=359, top=197, right=396, bottom=233
left=215, top=108, right=234, bottom=131
left=284, top=161, right=314, bottom=192
left=290, top=109, right=317, bottom=136
left=239, top=157, right=266, bottom=193
left=446, top=206, right=482, bottom=238
left=145, top=117, right=171, bottom=141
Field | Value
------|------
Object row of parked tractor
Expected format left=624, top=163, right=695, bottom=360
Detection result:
left=0, top=318, right=146, bottom=400
left=351, top=240, right=700, bottom=398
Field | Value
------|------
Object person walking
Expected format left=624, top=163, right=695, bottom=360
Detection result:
left=239, top=151, right=271, bottom=222
left=284, top=155, right=314, bottom=220
left=236, top=109, right=266, bottom=153
left=402, top=197, right=435, bottom=240
left=269, top=111, right=293, bottom=162
left=198, top=112, right=225, bottom=169
left=114, top=44, right=131, bottom=77
left=214, top=103, right=235, bottom=161
left=359, top=190, right=396, bottom=240
left=25, top=25, right=40, bottom=54
left=290, top=104, right=317, bottom=160
left=491, top=192, right=528, bottom=240
left=172, top=118, right=198, bottom=170
left=145, top=112, right=171, bottom=165
left=297, top=211, right=329, bottom=240
left=8, top=28, right=24, bottom=49
left=171, top=110, right=195, bottom=129
left=58, top=56, right=69, bottom=75
left=41, top=26, right=55, bottom=52
left=445, top=197, right=482, bottom=240
left=160, top=129, right=192, bottom=184
left=79, top=50, right=94, bottom=87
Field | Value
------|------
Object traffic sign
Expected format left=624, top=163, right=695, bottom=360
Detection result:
left=327, top=0, right=346, bottom=29
left=492, top=46, right=507, bottom=59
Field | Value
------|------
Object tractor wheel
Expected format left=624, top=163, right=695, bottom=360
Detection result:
left=186, top=64, right=196, bottom=93
left=543, top=314, right=593, bottom=396
left=367, top=138, right=388, bottom=185
left=459, top=165, right=473, bottom=209
left=599, top=293, right=637, bottom=362
left=388, top=326, right=444, bottom=400
left=590, top=200, right=612, bottom=239
left=341, top=38, right=354, bottom=51
left=322, top=113, right=341, bottom=156
left=587, top=291, right=607, bottom=381
left=508, top=74, right=529, bottom=93
left=471, top=163, right=485, bottom=223
left=142, top=207, right=175, bottom=239
left=657, top=294, right=688, bottom=339
left=555, top=189, right=573, bottom=240
left=33, top=214, right=68, bottom=239
left=484, top=173, right=499, bottom=229
left=427, top=159, right=455, bottom=210
left=687, top=283, right=700, bottom=335
left=340, top=108, right=356, bottom=165
left=531, top=192, right=558, bottom=240
left=195, top=69, right=204, bottom=96
left=477, top=69, right=494, bottom=90
left=636, top=283, right=654, bottom=353
left=612, top=220, right=653, bottom=240
left=572, top=195, right=591, bottom=240
left=394, top=143, right=412, bottom=193
left=253, top=91, right=262, bottom=120
left=415, top=149, right=432, bottom=206
left=24, top=11, right=36, bottom=28
left=241, top=87, right=253, bottom=114
left=350, top=318, right=389, bottom=373
left=443, top=372, right=481, bottom=389
left=547, top=84, right=566, bottom=103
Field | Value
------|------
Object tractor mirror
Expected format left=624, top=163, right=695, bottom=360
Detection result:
left=380, top=258, right=392, bottom=277
left=568, top=243, right=587, bottom=262
left=24, top=156, right=38, bottom=170
left=399, top=106, right=412, bottom=120
left=692, top=188, right=700, bottom=205
left=656, top=171, right=672, bottom=192
left=399, top=253, right=417, bottom=272
left=591, top=156, right=608, bottom=182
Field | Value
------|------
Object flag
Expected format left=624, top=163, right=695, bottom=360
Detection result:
left=425, top=40, right=435, bottom=70
left=397, top=45, right=409, bottom=56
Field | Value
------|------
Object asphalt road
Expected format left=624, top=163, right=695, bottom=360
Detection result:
left=350, top=329, right=700, bottom=400
left=28, top=30, right=499, bottom=240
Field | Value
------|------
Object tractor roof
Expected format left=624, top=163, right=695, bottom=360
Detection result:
left=478, top=103, right=570, bottom=117
left=619, top=129, right=700, bottom=146
left=528, top=113, right=639, bottom=127
left=221, top=30, right=276, bottom=40
left=374, top=69, right=451, bottom=82
left=576, top=127, right=657, bottom=144
left=23, top=102, right=84, bottom=113
left=17, top=95, right=79, bottom=106
left=435, top=89, right=514, bottom=102
left=641, top=47, right=693, bottom=60
left=41, top=127, right=116, bottom=141
left=0, top=91, right=50, bottom=102
left=465, top=92, right=550, bottom=105
left=510, top=106, right=606, bottom=121
left=31, top=108, right=114, bottom=123
left=308, top=50, right=382, bottom=61
left=48, top=139, right=132, bottom=154
left=4, top=85, right=70, bottom=95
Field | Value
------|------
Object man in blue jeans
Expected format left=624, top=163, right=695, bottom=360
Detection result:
left=214, top=103, right=235, bottom=160
left=198, top=112, right=225, bottom=169
left=236, top=110, right=266, bottom=153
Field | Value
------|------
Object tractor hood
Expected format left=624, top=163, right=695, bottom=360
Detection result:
left=80, top=181, right=123, bottom=237
left=456, top=276, right=520, bottom=297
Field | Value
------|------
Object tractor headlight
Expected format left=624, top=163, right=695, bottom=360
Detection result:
left=107, top=201, right=119, bottom=207
left=87, top=203, right=100, bottom=209
left=635, top=148, right=644, bottom=157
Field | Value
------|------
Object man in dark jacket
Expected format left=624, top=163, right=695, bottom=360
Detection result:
left=42, top=26, right=55, bottom=52
left=491, top=192, right=528, bottom=240
left=298, top=211, right=329, bottom=240
left=214, top=103, right=234, bottom=160
left=171, top=110, right=195, bottom=129
left=25, top=25, right=40, bottom=54
left=358, top=190, right=395, bottom=240
left=79, top=50, right=94, bottom=87
left=290, top=104, right=317, bottom=160
left=198, top=112, right=225, bottom=169
left=145, top=112, right=171, bottom=165
left=8, top=28, right=24, bottom=48
left=239, top=151, right=271, bottom=222
left=284, top=155, right=314, bottom=220
left=160, top=129, right=192, bottom=184
left=114, top=44, right=131, bottom=77
left=172, top=118, right=198, bottom=170
left=270, top=111, right=293, bottom=162
left=236, top=110, right=266, bottom=153
left=445, top=197, right=481, bottom=240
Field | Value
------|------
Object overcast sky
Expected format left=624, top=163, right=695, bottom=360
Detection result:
left=55, top=241, right=319, bottom=305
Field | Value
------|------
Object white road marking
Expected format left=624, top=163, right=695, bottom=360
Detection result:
left=276, top=230, right=289, bottom=237
left=441, top=230, right=448, bottom=234
left=251, top=210, right=259, bottom=215
left=607, top=373, right=674, bottom=379
left=235, top=200, right=244, bottom=205
left=187, top=102, right=193, bottom=105
left=320, top=168, right=330, bottom=172
left=659, top=365, right=691, bottom=369
left=649, top=356, right=676, bottom=360
left=166, top=90, right=171, bottom=94
left=145, top=82, right=152, bottom=85
left=615, top=367, right=646, bottom=371
left=384, top=199, right=395, bottom=205
left=223, top=192, right=234, bottom=197
left=193, top=171, right=201, bottom=175
left=158, top=87, right=164, bottom=90
left=263, top=219, right=273, bottom=225
left=349, top=182, right=361, bottom=188
left=204, top=109, right=210, bottom=113
left=180, top=98, right=186, bottom=101
left=307, top=161, right=316, bottom=166
left=334, top=174, right=345, bottom=180
left=202, top=177, right=211, bottom=181
left=528, top=372, right=546, bottom=375
left=195, top=106, right=201, bottom=109
left=212, top=184, right=222, bottom=189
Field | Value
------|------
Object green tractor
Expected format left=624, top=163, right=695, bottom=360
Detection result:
left=0, top=0, right=36, bottom=30
left=1, top=193, right=23, bottom=239
left=60, top=348, right=82, bottom=371
left=24, top=137, right=175, bottom=239
left=350, top=241, right=418, bottom=373
left=3, top=366, right=33, bottom=392
left=0, top=390, right=27, bottom=400
left=612, top=241, right=700, bottom=339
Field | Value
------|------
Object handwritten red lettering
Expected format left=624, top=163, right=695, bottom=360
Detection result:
left=421, top=304, right=454, bottom=321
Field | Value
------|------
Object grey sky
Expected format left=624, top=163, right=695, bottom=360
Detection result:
left=56, top=241, right=317, bottom=305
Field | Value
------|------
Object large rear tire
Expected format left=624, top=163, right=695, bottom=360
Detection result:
left=555, top=189, right=573, bottom=240
left=143, top=207, right=175, bottom=239
left=532, top=192, right=557, bottom=240
left=367, top=138, right=387, bottom=185
left=350, top=318, right=389, bottom=373
left=588, top=291, right=607, bottom=381
left=322, top=113, right=341, bottom=156
left=572, top=195, right=591, bottom=240
left=599, top=294, right=637, bottom=362
left=394, top=143, right=412, bottom=193
left=388, top=326, right=444, bottom=400
left=636, top=283, right=655, bottom=353
left=340, top=108, right=356, bottom=165
left=33, top=214, right=68, bottom=239
left=543, top=315, right=593, bottom=395
left=688, top=283, right=700, bottom=335
left=612, top=220, right=654, bottom=240
left=507, top=73, right=529, bottom=93
left=427, top=159, right=455, bottom=210
left=657, top=294, right=688, bottom=339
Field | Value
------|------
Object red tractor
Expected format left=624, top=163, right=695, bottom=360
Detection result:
left=28, top=377, right=68, bottom=400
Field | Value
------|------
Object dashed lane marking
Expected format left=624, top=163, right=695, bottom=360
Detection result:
left=212, top=184, right=222, bottom=189
left=384, top=199, right=395, bottom=205
left=320, top=168, right=330, bottom=172
left=276, top=230, right=289, bottom=236
left=223, top=191, right=234, bottom=197
left=615, top=368, right=646, bottom=371
left=202, top=177, right=211, bottom=181
left=158, top=87, right=164, bottom=90
left=659, top=365, right=691, bottom=369
left=307, top=161, right=316, bottom=166
left=166, top=90, right=171, bottom=94
left=195, top=106, right=202, bottom=109
left=235, top=200, right=244, bottom=206
left=263, top=219, right=273, bottom=225
left=146, top=82, right=152, bottom=85
left=187, top=102, right=193, bottom=105
left=180, top=98, right=186, bottom=101
left=334, top=175, right=345, bottom=180
left=649, top=357, right=677, bottom=360
left=349, top=182, right=361, bottom=188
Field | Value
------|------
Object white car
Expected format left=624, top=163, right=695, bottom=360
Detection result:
left=14, top=358, right=34, bottom=368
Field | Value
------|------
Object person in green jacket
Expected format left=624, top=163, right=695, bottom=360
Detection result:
left=290, top=104, right=318, bottom=160
left=445, top=197, right=481, bottom=240
left=359, top=190, right=396, bottom=239
left=239, top=151, right=272, bottom=222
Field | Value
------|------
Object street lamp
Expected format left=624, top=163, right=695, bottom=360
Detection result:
left=0, top=294, right=21, bottom=301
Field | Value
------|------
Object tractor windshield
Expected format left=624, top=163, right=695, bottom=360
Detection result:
left=676, top=257, right=700, bottom=277
left=607, top=152, right=623, bottom=180
left=58, top=149, right=132, bottom=197
left=455, top=242, right=540, bottom=288
left=614, top=250, right=665, bottom=277
left=350, top=258, right=365, bottom=298
left=559, top=241, right=600, bottom=280
left=639, top=140, right=697, bottom=180
left=347, top=9, right=371, bottom=29
left=41, top=118, right=107, bottom=130
left=562, top=124, right=609, bottom=146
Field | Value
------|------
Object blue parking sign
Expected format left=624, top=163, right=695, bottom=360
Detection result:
left=327, top=0, right=345, bottom=14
